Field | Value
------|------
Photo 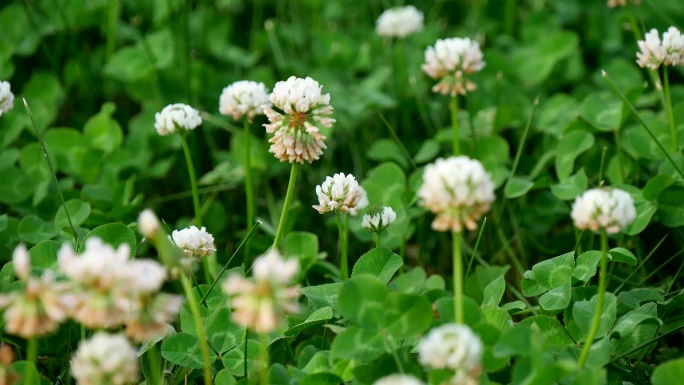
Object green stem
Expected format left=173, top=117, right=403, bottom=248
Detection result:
left=243, top=329, right=248, bottom=378
left=453, top=231, right=464, bottom=324
left=337, top=212, right=348, bottom=280
left=378, top=113, right=418, bottom=170
left=259, top=333, right=270, bottom=385
left=386, top=337, right=405, bottom=373
left=105, top=0, right=119, bottom=60
left=451, top=95, right=459, bottom=156
left=663, top=67, right=678, bottom=153
left=598, top=146, right=607, bottom=186
left=273, top=163, right=298, bottom=249
left=179, top=272, right=213, bottom=385
left=465, top=217, right=487, bottom=279
left=376, top=232, right=381, bottom=249
left=24, top=337, right=38, bottom=385
left=147, top=343, right=162, bottom=385
left=578, top=231, right=608, bottom=368
left=244, top=119, right=255, bottom=263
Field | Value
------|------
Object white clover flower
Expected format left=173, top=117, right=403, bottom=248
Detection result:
left=418, top=156, right=495, bottom=233
left=362, top=206, right=397, bottom=233
left=138, top=209, right=161, bottom=238
left=263, top=76, right=334, bottom=163
left=373, top=374, right=425, bottom=385
left=636, top=27, right=684, bottom=69
left=252, top=249, right=299, bottom=284
left=170, top=226, right=216, bottom=258
left=570, top=188, right=636, bottom=234
left=375, top=5, right=424, bottom=38
left=662, top=27, right=684, bottom=66
left=348, top=187, right=369, bottom=217
left=12, top=244, right=29, bottom=280
left=0, top=81, right=14, bottom=117
left=313, top=173, right=365, bottom=214
left=125, top=294, right=182, bottom=343
left=154, top=103, right=202, bottom=136
left=418, top=324, right=483, bottom=375
left=450, top=371, right=479, bottom=385
left=123, top=260, right=168, bottom=295
left=219, top=80, right=271, bottom=122
left=70, top=332, right=139, bottom=385
left=607, top=0, right=640, bottom=7
left=422, top=38, right=485, bottom=96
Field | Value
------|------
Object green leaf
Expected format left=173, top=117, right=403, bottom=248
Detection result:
left=285, top=307, right=333, bottom=337
left=572, top=293, right=617, bottom=340
left=550, top=169, right=588, bottom=201
left=573, top=251, right=602, bottom=282
left=555, top=131, right=594, bottom=180
left=532, top=251, right=575, bottom=289
left=504, top=177, right=534, bottom=199
left=28, top=240, right=61, bottom=270
left=493, top=323, right=533, bottom=358
left=300, top=373, right=343, bottom=385
left=482, top=274, right=506, bottom=307
left=580, top=92, right=622, bottom=132
left=516, top=315, right=574, bottom=346
left=82, top=223, right=137, bottom=257
left=623, top=201, right=656, bottom=235
left=584, top=336, right=611, bottom=369
left=383, top=291, right=432, bottom=338
left=161, top=332, right=217, bottom=369
left=54, top=199, right=91, bottom=231
left=300, top=283, right=342, bottom=312
left=351, top=247, right=403, bottom=285
left=214, top=369, right=236, bottom=385
left=414, top=139, right=440, bottom=164
left=338, top=275, right=387, bottom=330
left=11, top=361, right=41, bottom=385
left=611, top=303, right=659, bottom=358
left=435, top=296, right=484, bottom=327
left=481, top=305, right=512, bottom=331
left=652, top=359, right=684, bottom=385
left=611, top=311, right=661, bottom=339
left=282, top=232, right=319, bottom=260
left=83, top=103, right=123, bottom=154
left=222, top=340, right=267, bottom=376
left=608, top=247, right=637, bottom=266
left=0, top=167, right=34, bottom=204
left=18, top=215, right=57, bottom=244
left=539, top=282, right=571, bottom=311
left=642, top=174, right=674, bottom=201
left=206, top=308, right=244, bottom=353
left=330, top=326, right=385, bottom=361
left=367, top=139, right=409, bottom=169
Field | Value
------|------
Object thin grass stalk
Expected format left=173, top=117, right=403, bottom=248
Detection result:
left=578, top=231, right=608, bottom=368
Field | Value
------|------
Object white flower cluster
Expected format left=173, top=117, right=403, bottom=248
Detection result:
left=418, top=156, right=495, bottom=233
left=375, top=5, right=424, bottom=38
left=219, top=80, right=271, bottom=122
left=362, top=206, right=397, bottom=233
left=222, top=249, right=300, bottom=333
left=0, top=81, right=14, bottom=116
left=571, top=188, right=636, bottom=233
left=171, top=226, right=216, bottom=258
left=607, top=0, right=640, bottom=8
left=418, top=324, right=483, bottom=382
left=138, top=209, right=161, bottom=238
left=263, top=76, right=335, bottom=163
left=154, top=103, right=202, bottom=136
left=313, top=173, right=367, bottom=215
left=373, top=374, right=425, bottom=385
left=70, top=332, right=139, bottom=385
left=422, top=38, right=485, bottom=96
left=637, top=27, right=684, bottom=70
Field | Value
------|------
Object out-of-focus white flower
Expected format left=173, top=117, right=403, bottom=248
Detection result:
left=422, top=38, right=485, bottom=96
left=70, top=332, right=139, bottom=385
left=348, top=187, right=368, bottom=217
left=313, top=173, right=365, bottom=214
left=450, top=371, right=479, bottom=385
left=571, top=188, right=636, bottom=233
left=637, top=27, right=684, bottom=69
left=123, top=260, right=168, bottom=295
left=0, top=81, right=14, bottom=117
left=607, top=0, right=640, bottom=8
left=138, top=209, right=161, bottom=238
left=154, top=103, right=202, bottom=136
left=170, top=226, right=216, bottom=258
left=418, top=156, right=495, bottom=233
left=263, top=76, right=334, bottom=163
left=252, top=249, right=299, bottom=284
left=12, top=244, right=29, bottom=280
left=219, top=80, right=271, bottom=122
left=375, top=5, right=424, bottom=38
left=362, top=206, right=397, bottom=233
left=373, top=374, right=425, bottom=385
left=418, top=324, right=483, bottom=375
left=125, top=294, right=182, bottom=343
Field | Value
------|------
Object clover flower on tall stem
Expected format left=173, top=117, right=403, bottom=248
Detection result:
left=0, top=81, right=14, bottom=117
left=636, top=27, right=684, bottom=152
left=418, top=156, right=494, bottom=324
left=418, top=323, right=483, bottom=384
left=422, top=37, right=485, bottom=155
left=375, top=5, right=424, bottom=39
left=220, top=80, right=271, bottom=263
left=265, top=76, right=335, bottom=250
left=362, top=205, right=397, bottom=248
left=313, top=172, right=366, bottom=280
left=572, top=187, right=636, bottom=368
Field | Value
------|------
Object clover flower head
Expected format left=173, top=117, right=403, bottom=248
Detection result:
left=170, top=226, right=216, bottom=258
left=123, top=259, right=168, bottom=295
left=571, top=188, right=636, bottom=233
left=375, top=5, right=424, bottom=38
left=607, top=0, right=640, bottom=7
left=422, top=38, right=485, bottom=96
left=418, top=323, right=483, bottom=376
left=636, top=27, right=684, bottom=69
left=219, top=80, right=271, bottom=122
left=348, top=186, right=369, bottom=217
left=0, top=343, right=19, bottom=385
left=418, top=156, right=495, bottom=233
left=263, top=76, right=334, bottom=163
left=252, top=249, right=299, bottom=284
left=138, top=209, right=161, bottom=238
left=313, top=173, right=365, bottom=214
left=154, top=103, right=202, bottom=136
left=125, top=294, right=182, bottom=342
left=373, top=374, right=425, bottom=385
left=0, top=81, right=14, bottom=117
left=662, top=26, right=684, bottom=66
left=70, top=332, right=139, bottom=385
left=362, top=206, right=397, bottom=233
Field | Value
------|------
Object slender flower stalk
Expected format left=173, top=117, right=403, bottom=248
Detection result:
left=662, top=66, right=677, bottom=152
left=244, top=119, right=255, bottom=260
left=24, top=337, right=38, bottom=385
left=273, top=163, right=298, bottom=249
left=578, top=231, right=609, bottom=367
left=451, top=95, right=459, bottom=155
left=453, top=232, right=464, bottom=324
left=179, top=272, right=212, bottom=385
left=336, top=212, right=348, bottom=279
